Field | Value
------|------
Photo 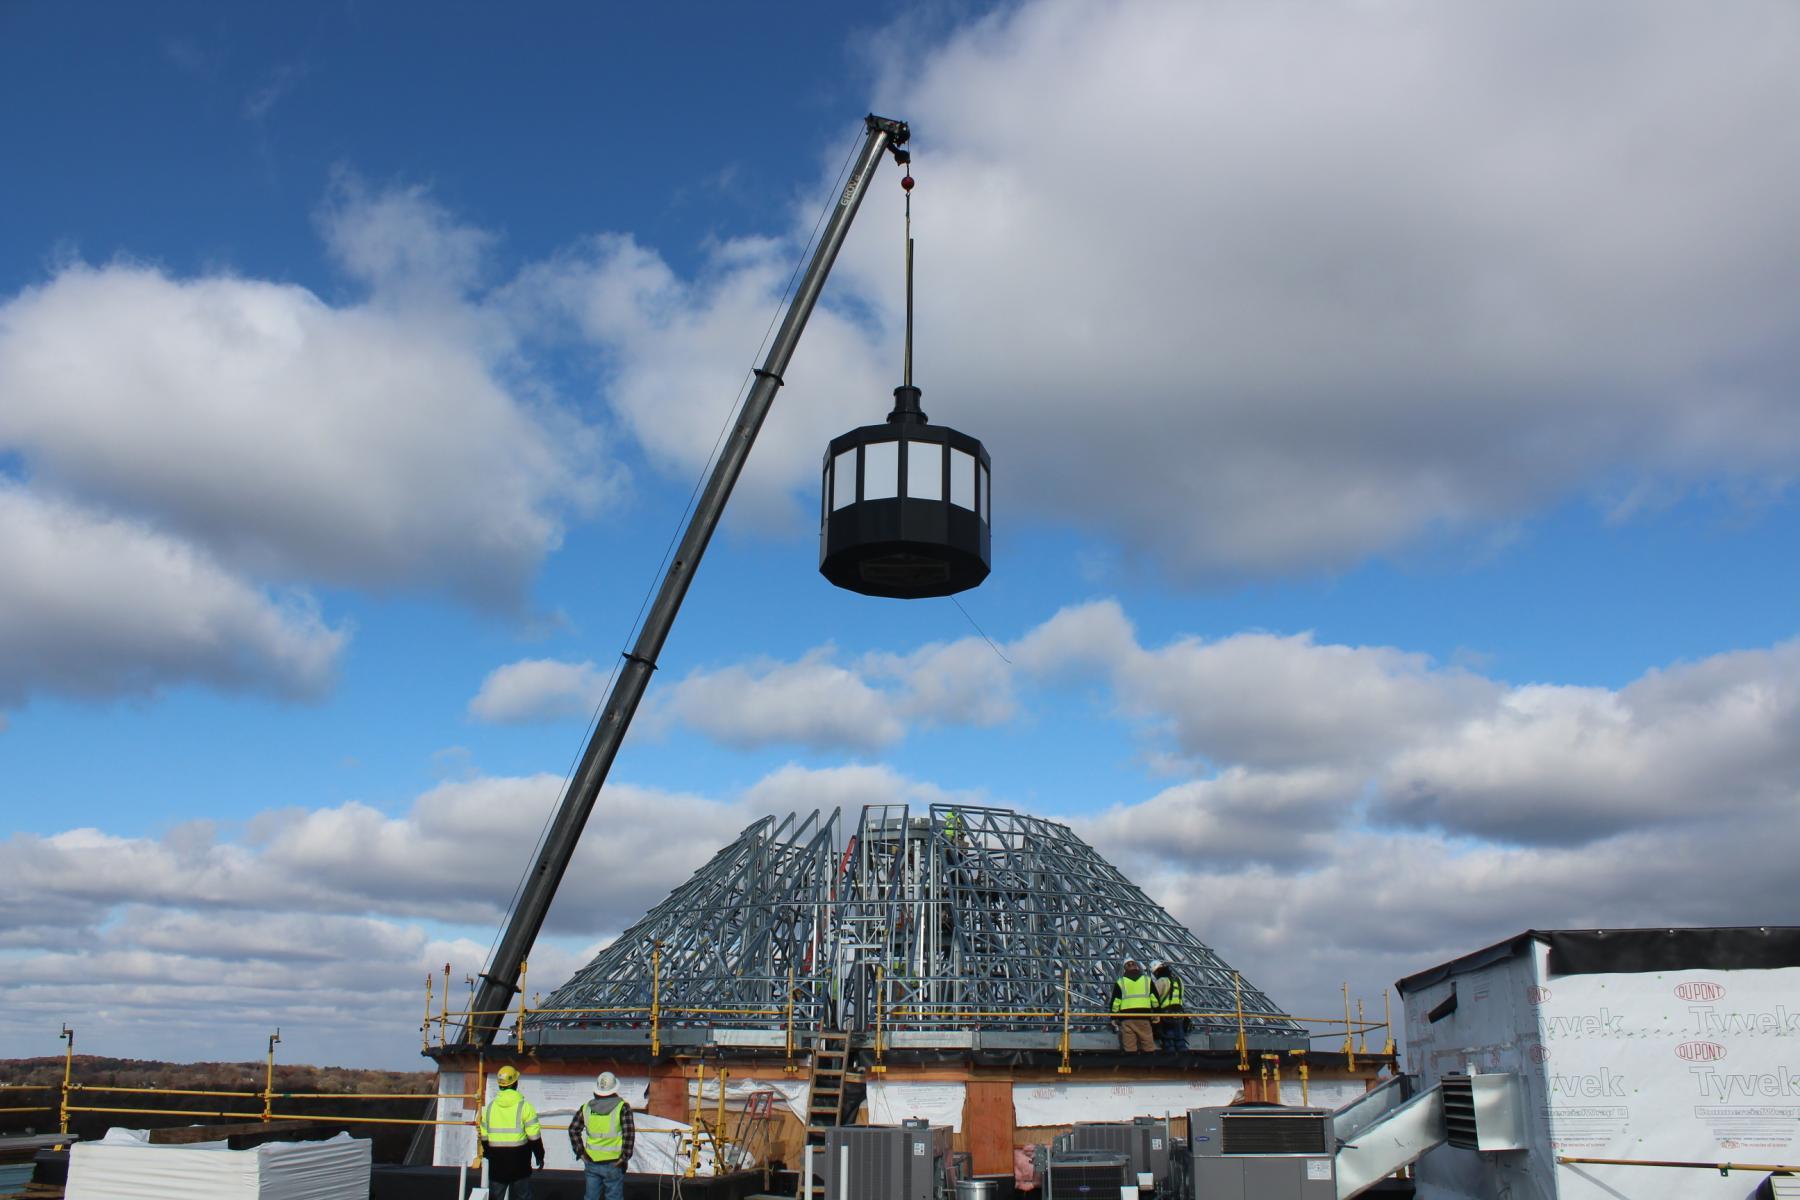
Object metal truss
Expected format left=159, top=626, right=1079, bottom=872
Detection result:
left=528, top=803, right=1304, bottom=1047
left=530, top=809, right=844, bottom=1037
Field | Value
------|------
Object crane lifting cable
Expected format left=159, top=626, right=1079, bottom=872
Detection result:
left=460, top=115, right=917, bottom=1048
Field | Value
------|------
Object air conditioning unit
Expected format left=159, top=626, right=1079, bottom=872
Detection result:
left=1045, top=1150, right=1131, bottom=1200
left=823, top=1124, right=954, bottom=1200
left=1056, top=1119, right=1172, bottom=1192
left=1187, top=1106, right=1335, bottom=1200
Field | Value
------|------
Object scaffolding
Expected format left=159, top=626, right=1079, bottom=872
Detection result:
left=526, top=803, right=1306, bottom=1051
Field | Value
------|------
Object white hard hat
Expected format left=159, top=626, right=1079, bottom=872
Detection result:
left=1150, top=959, right=1166, bottom=971
left=594, top=1071, right=620, bottom=1096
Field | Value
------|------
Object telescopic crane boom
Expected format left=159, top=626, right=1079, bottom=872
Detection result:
left=461, top=115, right=912, bottom=1046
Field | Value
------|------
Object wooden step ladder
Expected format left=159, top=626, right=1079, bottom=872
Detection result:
left=801, top=1030, right=854, bottom=1199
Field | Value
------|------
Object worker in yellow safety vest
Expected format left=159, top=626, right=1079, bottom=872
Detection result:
left=1111, top=957, right=1156, bottom=1053
left=568, top=1071, right=636, bottom=1200
left=1151, top=959, right=1190, bottom=1052
left=478, top=1065, right=544, bottom=1199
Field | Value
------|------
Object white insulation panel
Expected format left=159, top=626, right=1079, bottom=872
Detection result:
left=66, top=1131, right=369, bottom=1200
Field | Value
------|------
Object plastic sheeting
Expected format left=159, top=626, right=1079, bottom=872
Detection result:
left=633, top=1112, right=720, bottom=1176
left=1011, top=1081, right=1243, bottom=1127
left=436, top=1071, right=811, bottom=1173
left=866, top=1081, right=966, bottom=1130
left=65, top=1131, right=370, bottom=1200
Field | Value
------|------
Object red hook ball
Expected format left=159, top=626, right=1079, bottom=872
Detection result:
left=901, top=175, right=914, bottom=192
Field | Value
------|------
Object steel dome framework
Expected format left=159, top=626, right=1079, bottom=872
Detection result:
left=527, top=803, right=1304, bottom=1051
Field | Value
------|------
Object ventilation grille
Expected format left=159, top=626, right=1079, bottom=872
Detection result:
left=1442, top=1074, right=1478, bottom=1150
left=1067, top=1125, right=1138, bottom=1166
left=1047, top=1154, right=1128, bottom=1200
left=832, top=1127, right=903, bottom=1200
left=1219, top=1113, right=1328, bottom=1155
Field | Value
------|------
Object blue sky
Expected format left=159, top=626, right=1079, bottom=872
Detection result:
left=3, top=0, right=1798, bottom=1068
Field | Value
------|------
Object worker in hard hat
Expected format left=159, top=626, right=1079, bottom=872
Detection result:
left=942, top=808, right=964, bottom=842
left=569, top=1071, right=636, bottom=1200
left=1111, top=958, right=1156, bottom=1053
left=478, top=1065, right=545, bottom=1199
left=1151, top=959, right=1189, bottom=1052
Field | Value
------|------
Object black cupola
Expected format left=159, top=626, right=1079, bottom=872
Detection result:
left=819, top=169, right=991, bottom=599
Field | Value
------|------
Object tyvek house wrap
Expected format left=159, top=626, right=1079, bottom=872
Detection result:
left=65, top=1129, right=370, bottom=1200
left=1397, top=927, right=1800, bottom=1200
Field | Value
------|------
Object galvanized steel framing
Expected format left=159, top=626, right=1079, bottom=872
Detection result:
left=528, top=804, right=1304, bottom=1049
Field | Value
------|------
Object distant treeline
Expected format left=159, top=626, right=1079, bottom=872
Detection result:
left=0, top=1056, right=437, bottom=1162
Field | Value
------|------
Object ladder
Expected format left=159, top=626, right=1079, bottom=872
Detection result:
left=801, top=1031, right=854, bottom=1199
left=728, top=1088, right=777, bottom=1172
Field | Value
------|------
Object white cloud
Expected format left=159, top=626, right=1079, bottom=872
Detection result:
left=321, top=177, right=493, bottom=301
left=1082, top=767, right=1359, bottom=870
left=468, top=658, right=609, bottom=723
left=0, top=183, right=618, bottom=711
left=10, top=617, right=1798, bottom=1065
left=475, top=635, right=1016, bottom=751
left=503, top=231, right=895, bottom=529
left=547, top=0, right=1800, bottom=580
left=0, top=189, right=608, bottom=612
left=0, top=761, right=981, bottom=1064
left=0, top=484, right=346, bottom=706
left=1376, top=644, right=1800, bottom=842
left=658, top=649, right=903, bottom=751
left=866, top=638, right=1018, bottom=727
left=1122, top=812, right=1800, bottom=1034
left=1030, top=600, right=1800, bottom=848
left=742, top=761, right=982, bottom=817
left=0, top=770, right=795, bottom=1057
left=477, top=598, right=1800, bottom=854
left=1120, top=631, right=1500, bottom=774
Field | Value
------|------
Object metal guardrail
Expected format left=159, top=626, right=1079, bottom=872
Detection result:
left=13, top=1025, right=476, bottom=1159
left=17, top=1030, right=776, bottom=1177
left=424, top=959, right=1395, bottom=1076
left=0, top=1082, right=55, bottom=1116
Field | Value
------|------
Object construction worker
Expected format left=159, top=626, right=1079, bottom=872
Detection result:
left=1151, top=959, right=1190, bottom=1052
left=570, top=1071, right=636, bottom=1200
left=1111, top=958, right=1156, bottom=1053
left=478, top=1065, right=544, bottom=1200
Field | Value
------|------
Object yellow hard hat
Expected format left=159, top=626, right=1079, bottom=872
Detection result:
left=497, top=1065, right=520, bottom=1087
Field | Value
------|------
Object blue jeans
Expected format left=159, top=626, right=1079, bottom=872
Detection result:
left=584, top=1160, right=625, bottom=1200
left=491, top=1180, right=535, bottom=1200
left=1157, top=1017, right=1190, bottom=1051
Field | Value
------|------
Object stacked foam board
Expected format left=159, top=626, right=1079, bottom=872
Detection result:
left=65, top=1129, right=370, bottom=1200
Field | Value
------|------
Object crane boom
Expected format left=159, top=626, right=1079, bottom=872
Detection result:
left=461, top=114, right=911, bottom=1046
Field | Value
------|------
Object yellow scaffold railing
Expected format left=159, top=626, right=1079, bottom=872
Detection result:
left=0, top=1083, right=56, bottom=1116
left=418, top=962, right=1396, bottom=1083
left=34, top=1024, right=485, bottom=1159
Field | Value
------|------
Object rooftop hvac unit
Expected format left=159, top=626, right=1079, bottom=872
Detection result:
left=1187, top=1106, right=1335, bottom=1200
left=1045, top=1150, right=1131, bottom=1200
left=823, top=1124, right=954, bottom=1200
left=1055, top=1119, right=1172, bottom=1191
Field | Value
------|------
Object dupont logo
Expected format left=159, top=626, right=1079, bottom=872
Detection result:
left=1675, top=982, right=1726, bottom=1002
left=1526, top=986, right=1552, bottom=1005
left=1676, top=1042, right=1728, bottom=1063
left=1528, top=1044, right=1551, bottom=1064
